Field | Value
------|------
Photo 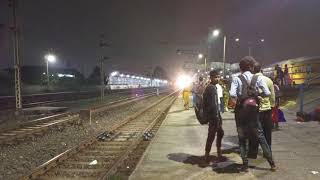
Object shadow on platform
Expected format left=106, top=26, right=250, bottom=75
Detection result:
left=167, top=147, right=250, bottom=173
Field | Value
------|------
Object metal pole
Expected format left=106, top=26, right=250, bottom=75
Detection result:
left=222, top=35, right=226, bottom=78
left=248, top=46, right=252, bottom=56
left=204, top=56, right=207, bottom=74
left=10, top=0, right=22, bottom=112
left=46, top=60, right=49, bottom=88
left=100, top=59, right=104, bottom=102
left=299, top=83, right=304, bottom=113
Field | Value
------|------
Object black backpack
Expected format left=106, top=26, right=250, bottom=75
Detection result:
left=194, top=94, right=207, bottom=125
left=238, top=74, right=260, bottom=109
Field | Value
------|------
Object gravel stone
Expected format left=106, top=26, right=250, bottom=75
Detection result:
left=0, top=93, right=169, bottom=180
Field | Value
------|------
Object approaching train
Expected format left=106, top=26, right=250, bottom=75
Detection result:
left=262, top=56, right=320, bottom=85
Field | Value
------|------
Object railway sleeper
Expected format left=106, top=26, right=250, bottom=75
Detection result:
left=78, top=150, right=122, bottom=157
left=59, top=161, right=110, bottom=169
left=86, top=146, right=127, bottom=151
left=69, top=155, right=117, bottom=162
left=47, top=167, right=106, bottom=177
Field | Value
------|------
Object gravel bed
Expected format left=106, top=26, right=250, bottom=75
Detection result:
left=0, top=88, right=159, bottom=132
left=0, top=93, right=170, bottom=180
left=112, top=97, right=173, bottom=180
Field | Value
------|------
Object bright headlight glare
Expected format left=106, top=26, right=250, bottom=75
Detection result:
left=175, top=74, right=192, bottom=89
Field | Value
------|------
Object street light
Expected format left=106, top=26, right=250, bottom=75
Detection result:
left=45, top=54, right=56, bottom=88
left=237, top=39, right=265, bottom=56
left=177, top=49, right=207, bottom=74
left=213, top=29, right=220, bottom=37
left=198, top=53, right=207, bottom=74
left=212, top=29, right=227, bottom=78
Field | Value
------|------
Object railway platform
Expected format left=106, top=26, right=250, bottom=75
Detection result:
left=130, top=96, right=320, bottom=180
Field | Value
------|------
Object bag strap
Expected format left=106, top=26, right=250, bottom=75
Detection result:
left=238, top=75, right=248, bottom=86
left=250, top=75, right=259, bottom=87
left=238, top=75, right=248, bottom=98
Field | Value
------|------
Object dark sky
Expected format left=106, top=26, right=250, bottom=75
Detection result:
left=1, top=0, right=320, bottom=77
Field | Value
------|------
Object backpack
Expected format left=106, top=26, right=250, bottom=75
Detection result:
left=194, top=94, right=207, bottom=124
left=238, top=74, right=260, bottom=109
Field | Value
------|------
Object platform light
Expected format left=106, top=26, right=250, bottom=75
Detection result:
left=126, top=75, right=130, bottom=78
left=110, top=71, right=119, bottom=77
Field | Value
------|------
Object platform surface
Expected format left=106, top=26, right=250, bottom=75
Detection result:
left=130, top=96, right=320, bottom=180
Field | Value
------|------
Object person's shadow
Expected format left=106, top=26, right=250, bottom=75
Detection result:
left=167, top=147, right=247, bottom=173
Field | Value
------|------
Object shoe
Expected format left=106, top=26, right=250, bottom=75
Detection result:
left=241, top=164, right=249, bottom=172
left=270, top=164, right=277, bottom=171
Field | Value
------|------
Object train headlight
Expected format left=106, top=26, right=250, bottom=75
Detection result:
left=175, top=74, right=192, bottom=89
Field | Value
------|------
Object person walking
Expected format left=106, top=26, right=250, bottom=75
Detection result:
left=203, top=70, right=224, bottom=162
left=229, top=56, right=277, bottom=171
left=248, top=62, right=275, bottom=159
left=272, top=80, right=281, bottom=129
left=222, top=80, right=230, bottom=112
left=182, top=85, right=191, bottom=110
left=275, top=64, right=284, bottom=86
left=216, top=81, right=224, bottom=113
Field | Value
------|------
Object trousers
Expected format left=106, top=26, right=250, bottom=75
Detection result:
left=205, top=119, right=224, bottom=153
left=235, top=105, right=274, bottom=166
left=248, top=110, right=273, bottom=158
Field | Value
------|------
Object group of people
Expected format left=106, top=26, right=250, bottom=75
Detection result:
left=275, top=64, right=292, bottom=86
left=190, top=56, right=279, bottom=172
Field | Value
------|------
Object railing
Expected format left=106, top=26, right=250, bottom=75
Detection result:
left=298, top=74, right=320, bottom=114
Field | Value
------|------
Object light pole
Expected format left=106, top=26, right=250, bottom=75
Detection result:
left=236, top=38, right=265, bottom=56
left=212, top=29, right=227, bottom=78
left=45, top=54, right=56, bottom=88
left=198, top=53, right=207, bottom=74
left=177, top=49, right=207, bottom=74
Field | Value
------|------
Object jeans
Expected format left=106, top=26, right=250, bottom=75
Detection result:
left=235, top=106, right=274, bottom=166
left=248, top=110, right=273, bottom=158
left=205, top=118, right=224, bottom=153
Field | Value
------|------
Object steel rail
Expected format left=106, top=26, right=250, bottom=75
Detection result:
left=21, top=91, right=177, bottom=180
left=0, top=90, right=169, bottom=145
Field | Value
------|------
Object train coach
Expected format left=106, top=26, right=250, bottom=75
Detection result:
left=262, top=56, right=320, bottom=85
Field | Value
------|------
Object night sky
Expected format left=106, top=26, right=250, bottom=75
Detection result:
left=1, top=0, right=320, bottom=77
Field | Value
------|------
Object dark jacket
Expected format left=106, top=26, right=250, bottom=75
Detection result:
left=203, top=83, right=221, bottom=122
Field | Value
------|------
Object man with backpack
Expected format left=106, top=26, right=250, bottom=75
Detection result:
left=203, top=70, right=224, bottom=162
left=247, top=62, right=275, bottom=159
left=229, top=56, right=276, bottom=171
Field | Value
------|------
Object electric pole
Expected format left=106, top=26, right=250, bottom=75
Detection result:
left=9, top=0, right=22, bottom=113
left=99, top=34, right=109, bottom=102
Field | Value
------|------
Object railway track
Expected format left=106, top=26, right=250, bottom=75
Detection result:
left=21, top=91, right=177, bottom=180
left=0, top=91, right=167, bottom=145
left=0, top=87, right=163, bottom=110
